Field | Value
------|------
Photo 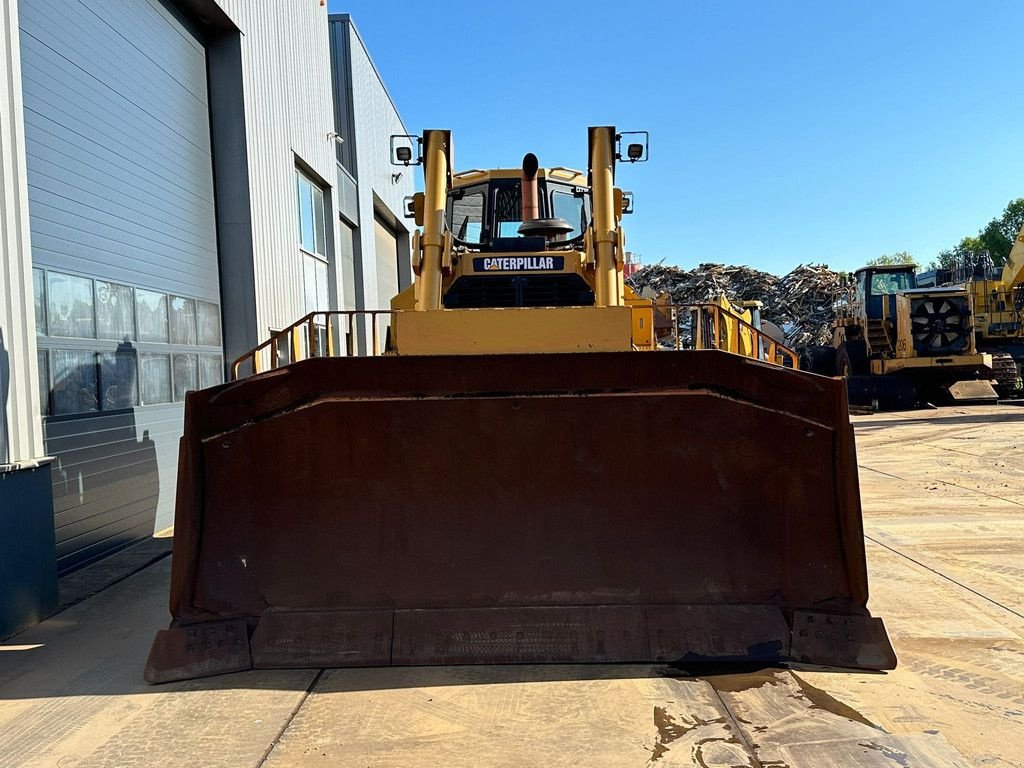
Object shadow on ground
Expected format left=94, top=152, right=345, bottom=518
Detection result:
left=855, top=411, right=1024, bottom=428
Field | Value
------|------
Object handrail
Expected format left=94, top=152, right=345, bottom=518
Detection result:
left=231, top=303, right=799, bottom=381
left=231, top=310, right=395, bottom=380
left=653, top=302, right=800, bottom=369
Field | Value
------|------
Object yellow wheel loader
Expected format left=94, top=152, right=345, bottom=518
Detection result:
left=145, top=127, right=895, bottom=683
left=804, top=264, right=998, bottom=409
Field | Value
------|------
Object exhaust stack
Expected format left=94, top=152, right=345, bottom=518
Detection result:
left=521, top=152, right=539, bottom=222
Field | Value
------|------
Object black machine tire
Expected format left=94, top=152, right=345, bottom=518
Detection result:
left=835, top=339, right=869, bottom=377
left=801, top=345, right=837, bottom=376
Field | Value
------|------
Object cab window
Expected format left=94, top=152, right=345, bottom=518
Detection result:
left=493, top=183, right=523, bottom=238
left=869, top=272, right=914, bottom=295
left=550, top=187, right=588, bottom=239
left=448, top=185, right=485, bottom=244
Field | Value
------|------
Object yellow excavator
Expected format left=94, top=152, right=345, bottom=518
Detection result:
left=145, top=127, right=895, bottom=683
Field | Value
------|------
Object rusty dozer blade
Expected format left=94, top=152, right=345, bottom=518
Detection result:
left=145, top=350, right=896, bottom=683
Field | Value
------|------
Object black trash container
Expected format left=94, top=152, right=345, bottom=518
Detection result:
left=0, top=463, right=58, bottom=638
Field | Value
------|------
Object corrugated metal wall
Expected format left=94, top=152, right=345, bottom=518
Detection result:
left=347, top=19, right=412, bottom=313
left=45, top=404, right=179, bottom=572
left=217, top=0, right=342, bottom=338
left=19, top=0, right=219, bottom=299
left=19, top=0, right=218, bottom=573
left=328, top=15, right=412, bottom=344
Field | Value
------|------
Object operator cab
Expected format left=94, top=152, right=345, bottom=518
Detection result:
left=447, top=170, right=591, bottom=252
left=854, top=264, right=917, bottom=319
left=439, top=164, right=602, bottom=310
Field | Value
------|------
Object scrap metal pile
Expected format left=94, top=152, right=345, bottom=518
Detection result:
left=628, top=262, right=843, bottom=351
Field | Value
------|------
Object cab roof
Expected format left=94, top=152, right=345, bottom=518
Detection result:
left=452, top=167, right=587, bottom=189
left=854, top=264, right=917, bottom=274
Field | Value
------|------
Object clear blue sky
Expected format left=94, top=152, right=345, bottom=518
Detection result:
left=330, top=0, right=1023, bottom=274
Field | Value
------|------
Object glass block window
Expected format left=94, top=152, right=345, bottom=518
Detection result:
left=196, top=301, right=222, bottom=347
left=33, top=268, right=46, bottom=336
left=169, top=296, right=197, bottom=345
left=137, top=289, right=169, bottom=343
left=199, top=354, right=223, bottom=389
left=35, top=269, right=224, bottom=414
left=50, top=350, right=98, bottom=415
left=140, top=354, right=172, bottom=405
left=47, top=273, right=95, bottom=338
left=99, top=347, right=139, bottom=410
left=172, top=353, right=198, bottom=402
left=96, top=281, right=135, bottom=341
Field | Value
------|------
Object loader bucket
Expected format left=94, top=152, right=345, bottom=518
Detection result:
left=145, top=351, right=895, bottom=683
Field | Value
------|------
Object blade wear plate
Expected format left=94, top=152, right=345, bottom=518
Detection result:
left=147, top=351, right=895, bottom=681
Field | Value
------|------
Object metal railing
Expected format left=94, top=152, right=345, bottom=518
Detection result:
left=231, top=303, right=799, bottom=380
left=231, top=310, right=394, bottom=380
left=657, top=303, right=800, bottom=369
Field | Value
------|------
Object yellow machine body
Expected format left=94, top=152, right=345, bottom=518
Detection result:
left=391, top=128, right=640, bottom=355
left=830, top=265, right=995, bottom=403
left=969, top=225, right=1024, bottom=342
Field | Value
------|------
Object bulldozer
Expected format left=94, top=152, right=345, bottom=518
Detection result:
left=145, top=126, right=896, bottom=683
left=804, top=263, right=997, bottom=409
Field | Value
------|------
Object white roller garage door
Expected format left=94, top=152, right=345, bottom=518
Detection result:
left=19, top=0, right=220, bottom=573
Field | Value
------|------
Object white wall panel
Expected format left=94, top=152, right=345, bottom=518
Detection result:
left=347, top=18, right=412, bottom=312
left=216, top=0, right=341, bottom=338
left=0, top=0, right=44, bottom=467
left=328, top=15, right=412, bottom=353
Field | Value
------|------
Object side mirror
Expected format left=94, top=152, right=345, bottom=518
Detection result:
left=390, top=134, right=422, bottom=166
left=616, top=131, right=649, bottom=163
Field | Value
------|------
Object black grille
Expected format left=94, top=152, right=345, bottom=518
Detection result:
left=910, top=295, right=969, bottom=354
left=443, top=275, right=596, bottom=309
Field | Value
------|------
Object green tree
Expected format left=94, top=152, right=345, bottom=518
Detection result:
left=934, top=198, right=1024, bottom=268
left=983, top=198, right=1024, bottom=266
left=867, top=251, right=917, bottom=267
left=936, top=236, right=985, bottom=270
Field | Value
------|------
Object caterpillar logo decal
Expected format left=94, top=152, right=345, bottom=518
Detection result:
left=472, top=256, right=565, bottom=272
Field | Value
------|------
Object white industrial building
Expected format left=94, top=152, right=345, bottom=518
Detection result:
left=0, top=0, right=412, bottom=636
